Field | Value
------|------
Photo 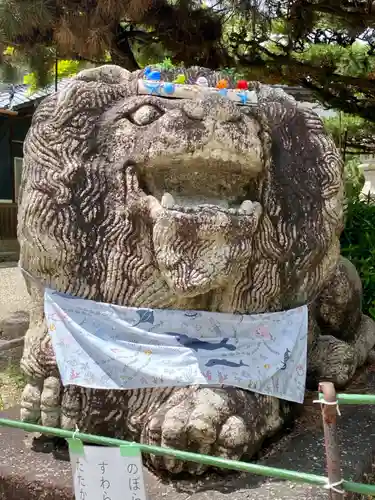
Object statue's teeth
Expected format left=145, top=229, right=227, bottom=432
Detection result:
left=239, top=200, right=254, bottom=214
left=161, top=193, right=175, bottom=209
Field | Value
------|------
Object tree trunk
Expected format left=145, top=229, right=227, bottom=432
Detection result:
left=111, top=28, right=140, bottom=71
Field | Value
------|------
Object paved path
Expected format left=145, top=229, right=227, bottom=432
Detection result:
left=0, top=263, right=31, bottom=322
left=0, top=263, right=28, bottom=408
left=0, top=261, right=29, bottom=358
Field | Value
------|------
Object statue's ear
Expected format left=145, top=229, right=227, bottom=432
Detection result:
left=75, top=65, right=131, bottom=84
left=254, top=82, right=296, bottom=106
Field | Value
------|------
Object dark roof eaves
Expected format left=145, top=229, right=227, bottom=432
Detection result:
left=0, top=78, right=71, bottom=111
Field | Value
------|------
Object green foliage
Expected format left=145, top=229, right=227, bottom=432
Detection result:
left=1, top=0, right=375, bottom=120
left=133, top=41, right=172, bottom=69
left=295, top=42, right=375, bottom=78
left=154, top=57, right=178, bottom=71
left=334, top=153, right=374, bottom=323
left=0, top=61, right=23, bottom=82
left=323, top=112, right=375, bottom=155
left=221, top=66, right=246, bottom=82
left=0, top=45, right=29, bottom=83
left=323, top=117, right=367, bottom=200
left=1, top=0, right=375, bottom=119
left=344, top=157, right=365, bottom=201
left=23, top=59, right=88, bottom=93
left=324, top=114, right=367, bottom=145
left=341, top=195, right=375, bottom=321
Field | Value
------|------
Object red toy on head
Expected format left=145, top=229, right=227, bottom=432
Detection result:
left=236, top=80, right=248, bottom=90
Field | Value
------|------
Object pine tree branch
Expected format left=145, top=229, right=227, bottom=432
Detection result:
left=291, top=0, right=375, bottom=24
left=112, top=24, right=140, bottom=70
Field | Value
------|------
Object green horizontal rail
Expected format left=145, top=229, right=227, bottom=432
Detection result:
left=318, top=392, right=375, bottom=405
left=1, top=418, right=375, bottom=496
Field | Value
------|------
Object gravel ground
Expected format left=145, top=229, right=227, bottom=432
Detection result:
left=0, top=262, right=30, bottom=409
left=0, top=262, right=31, bottom=321
left=0, top=359, right=25, bottom=410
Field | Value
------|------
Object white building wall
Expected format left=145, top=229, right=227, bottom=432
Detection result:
left=359, top=160, right=375, bottom=195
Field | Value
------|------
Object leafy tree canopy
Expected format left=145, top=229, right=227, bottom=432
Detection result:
left=324, top=114, right=375, bottom=154
left=1, top=1, right=375, bottom=120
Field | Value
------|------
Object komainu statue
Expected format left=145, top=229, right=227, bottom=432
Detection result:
left=17, top=65, right=375, bottom=475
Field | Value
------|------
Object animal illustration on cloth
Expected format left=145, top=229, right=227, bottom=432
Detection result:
left=280, top=348, right=292, bottom=370
left=162, top=332, right=237, bottom=351
left=205, top=359, right=249, bottom=368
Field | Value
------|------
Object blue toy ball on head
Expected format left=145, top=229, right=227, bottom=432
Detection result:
left=147, top=70, right=161, bottom=81
left=163, top=82, right=175, bottom=95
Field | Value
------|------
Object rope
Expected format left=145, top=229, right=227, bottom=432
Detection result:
left=324, top=479, right=345, bottom=495
left=313, top=398, right=341, bottom=416
left=72, top=424, right=80, bottom=440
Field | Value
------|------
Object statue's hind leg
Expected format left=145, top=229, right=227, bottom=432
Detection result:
left=307, top=257, right=375, bottom=388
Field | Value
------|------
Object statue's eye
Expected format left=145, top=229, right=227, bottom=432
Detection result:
left=128, top=105, right=163, bottom=126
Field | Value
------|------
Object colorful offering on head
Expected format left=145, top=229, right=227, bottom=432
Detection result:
left=173, top=74, right=186, bottom=84
left=216, top=79, right=229, bottom=89
left=236, top=80, right=249, bottom=90
left=195, top=76, right=209, bottom=87
left=137, top=69, right=258, bottom=106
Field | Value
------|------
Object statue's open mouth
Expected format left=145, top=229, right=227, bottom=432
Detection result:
left=126, top=164, right=263, bottom=298
left=159, top=193, right=258, bottom=216
left=135, top=146, right=263, bottom=218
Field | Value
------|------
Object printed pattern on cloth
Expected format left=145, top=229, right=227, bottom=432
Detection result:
left=45, top=289, right=308, bottom=403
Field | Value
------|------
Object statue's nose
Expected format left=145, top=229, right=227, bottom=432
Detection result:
left=182, top=94, right=241, bottom=123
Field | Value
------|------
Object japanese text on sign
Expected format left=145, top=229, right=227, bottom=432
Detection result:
left=68, top=442, right=146, bottom=500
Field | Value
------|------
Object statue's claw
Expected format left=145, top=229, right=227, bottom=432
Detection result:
left=141, top=386, right=283, bottom=474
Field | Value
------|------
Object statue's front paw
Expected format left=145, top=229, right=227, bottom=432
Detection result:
left=20, top=375, right=62, bottom=428
left=141, top=386, right=282, bottom=475
left=20, top=380, right=44, bottom=423
left=20, top=323, right=62, bottom=427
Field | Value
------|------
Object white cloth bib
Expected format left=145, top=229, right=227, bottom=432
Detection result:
left=45, top=289, right=308, bottom=403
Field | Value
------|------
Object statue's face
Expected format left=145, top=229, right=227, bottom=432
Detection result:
left=19, top=66, right=343, bottom=310
left=91, top=93, right=266, bottom=296
left=95, top=93, right=265, bottom=202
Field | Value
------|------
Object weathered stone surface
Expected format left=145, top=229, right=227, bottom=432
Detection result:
left=15, top=65, right=375, bottom=475
left=316, top=256, right=362, bottom=341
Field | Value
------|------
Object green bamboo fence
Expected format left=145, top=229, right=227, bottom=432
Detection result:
left=0, top=412, right=375, bottom=496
